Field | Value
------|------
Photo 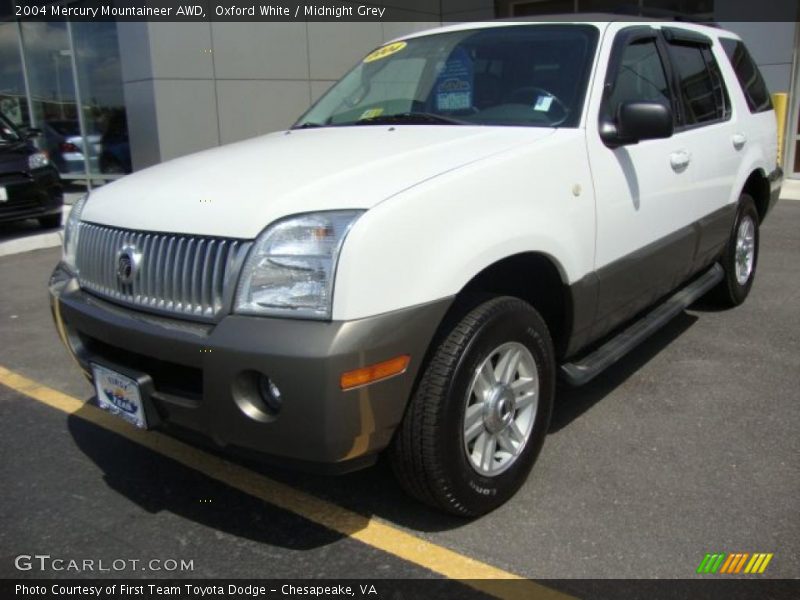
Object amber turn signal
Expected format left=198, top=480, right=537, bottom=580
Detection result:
left=340, top=355, right=411, bottom=391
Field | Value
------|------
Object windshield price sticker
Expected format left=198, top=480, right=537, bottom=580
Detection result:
left=363, top=41, right=407, bottom=63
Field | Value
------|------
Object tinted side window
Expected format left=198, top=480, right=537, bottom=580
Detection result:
left=720, top=38, right=772, bottom=113
left=668, top=42, right=730, bottom=126
left=606, top=38, right=670, bottom=119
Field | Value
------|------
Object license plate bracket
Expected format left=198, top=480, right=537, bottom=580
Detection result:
left=91, top=363, right=155, bottom=429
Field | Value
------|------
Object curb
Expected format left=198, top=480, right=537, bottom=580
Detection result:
left=0, top=231, right=63, bottom=258
left=0, top=205, right=71, bottom=258
left=780, top=178, right=800, bottom=201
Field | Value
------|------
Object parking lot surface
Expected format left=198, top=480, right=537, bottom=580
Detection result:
left=0, top=203, right=798, bottom=585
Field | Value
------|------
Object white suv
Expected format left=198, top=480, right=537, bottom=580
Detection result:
left=50, top=19, right=782, bottom=516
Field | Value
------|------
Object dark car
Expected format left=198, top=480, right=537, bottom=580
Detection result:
left=0, top=113, right=63, bottom=228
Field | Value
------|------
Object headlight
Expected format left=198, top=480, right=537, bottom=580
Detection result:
left=63, top=193, right=89, bottom=271
left=234, top=210, right=364, bottom=319
left=28, top=151, right=49, bottom=170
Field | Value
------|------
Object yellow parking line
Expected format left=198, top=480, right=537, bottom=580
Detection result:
left=0, top=365, right=570, bottom=600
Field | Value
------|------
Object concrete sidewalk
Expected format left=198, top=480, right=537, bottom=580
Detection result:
left=782, top=177, right=800, bottom=200
left=0, top=204, right=71, bottom=258
left=1, top=181, right=799, bottom=258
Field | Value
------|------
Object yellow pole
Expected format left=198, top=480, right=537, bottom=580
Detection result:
left=772, top=92, right=788, bottom=164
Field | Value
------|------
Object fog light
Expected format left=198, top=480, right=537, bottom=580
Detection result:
left=257, top=375, right=283, bottom=414
left=232, top=370, right=282, bottom=422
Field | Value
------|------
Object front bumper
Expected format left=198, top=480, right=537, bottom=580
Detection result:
left=49, top=264, right=451, bottom=472
left=0, top=166, right=62, bottom=224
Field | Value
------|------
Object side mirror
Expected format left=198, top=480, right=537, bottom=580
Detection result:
left=22, top=127, right=42, bottom=139
left=600, top=101, right=673, bottom=148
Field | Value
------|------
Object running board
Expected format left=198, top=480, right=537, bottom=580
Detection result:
left=560, top=263, right=724, bottom=386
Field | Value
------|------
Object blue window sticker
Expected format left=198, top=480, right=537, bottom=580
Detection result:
left=434, top=47, right=473, bottom=112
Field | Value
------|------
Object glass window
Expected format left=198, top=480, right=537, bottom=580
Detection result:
left=606, top=38, right=670, bottom=119
left=296, top=25, right=599, bottom=129
left=720, top=38, right=772, bottom=114
left=72, top=21, right=131, bottom=175
left=0, top=22, right=30, bottom=127
left=19, top=20, right=85, bottom=177
left=0, top=112, right=23, bottom=143
left=668, top=42, right=730, bottom=126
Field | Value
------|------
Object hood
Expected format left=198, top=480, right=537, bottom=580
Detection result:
left=82, top=125, right=555, bottom=238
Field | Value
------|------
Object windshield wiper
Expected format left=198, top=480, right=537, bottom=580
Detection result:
left=292, top=121, right=326, bottom=129
left=354, top=112, right=467, bottom=126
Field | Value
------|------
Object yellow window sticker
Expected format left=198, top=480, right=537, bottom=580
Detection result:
left=359, top=108, right=384, bottom=120
left=363, top=41, right=407, bottom=63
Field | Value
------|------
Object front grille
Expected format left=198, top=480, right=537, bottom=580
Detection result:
left=75, top=223, right=252, bottom=320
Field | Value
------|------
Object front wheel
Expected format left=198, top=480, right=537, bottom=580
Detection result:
left=389, top=296, right=555, bottom=516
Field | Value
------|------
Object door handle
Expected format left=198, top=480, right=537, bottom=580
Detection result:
left=732, top=133, right=747, bottom=150
left=670, top=150, right=691, bottom=171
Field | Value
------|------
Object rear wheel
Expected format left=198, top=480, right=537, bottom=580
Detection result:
left=389, top=296, right=555, bottom=516
left=713, top=194, right=759, bottom=306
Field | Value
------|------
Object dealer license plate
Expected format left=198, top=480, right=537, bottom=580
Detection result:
left=92, top=364, right=147, bottom=429
left=0, top=186, right=7, bottom=202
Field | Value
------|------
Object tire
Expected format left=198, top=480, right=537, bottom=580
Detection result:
left=389, top=296, right=555, bottom=516
left=712, top=194, right=759, bottom=307
left=38, top=212, right=63, bottom=229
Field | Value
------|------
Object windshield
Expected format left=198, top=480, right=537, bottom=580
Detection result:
left=0, top=113, right=22, bottom=144
left=295, top=24, right=599, bottom=129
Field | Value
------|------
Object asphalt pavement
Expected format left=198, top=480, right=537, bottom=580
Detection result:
left=0, top=202, right=798, bottom=587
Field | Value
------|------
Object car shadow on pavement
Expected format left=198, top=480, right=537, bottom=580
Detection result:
left=0, top=218, right=58, bottom=242
left=67, top=398, right=467, bottom=544
left=65, top=311, right=700, bottom=544
left=550, top=311, right=698, bottom=433
left=66, top=409, right=351, bottom=550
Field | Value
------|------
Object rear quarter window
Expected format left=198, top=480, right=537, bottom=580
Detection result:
left=668, top=41, right=731, bottom=126
left=720, top=38, right=773, bottom=113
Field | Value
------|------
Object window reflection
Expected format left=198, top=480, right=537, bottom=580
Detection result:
left=73, top=21, right=131, bottom=175
left=14, top=19, right=130, bottom=180
left=20, top=21, right=88, bottom=177
left=0, top=22, right=30, bottom=126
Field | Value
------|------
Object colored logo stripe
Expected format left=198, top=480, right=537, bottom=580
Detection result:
left=697, top=553, right=773, bottom=574
left=719, top=553, right=749, bottom=574
left=697, top=553, right=726, bottom=574
left=744, top=553, right=774, bottom=574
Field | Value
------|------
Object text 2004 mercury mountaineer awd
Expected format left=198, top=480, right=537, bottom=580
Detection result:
left=49, top=20, right=782, bottom=516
